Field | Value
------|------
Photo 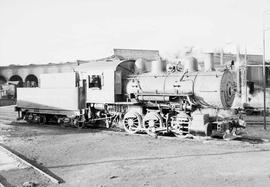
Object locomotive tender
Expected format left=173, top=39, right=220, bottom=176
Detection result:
left=15, top=52, right=245, bottom=137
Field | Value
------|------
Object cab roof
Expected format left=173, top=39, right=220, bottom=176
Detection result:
left=75, top=57, right=134, bottom=72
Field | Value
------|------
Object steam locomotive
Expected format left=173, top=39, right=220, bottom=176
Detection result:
left=15, top=54, right=245, bottom=137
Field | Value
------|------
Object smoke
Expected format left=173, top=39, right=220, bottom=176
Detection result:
left=160, top=50, right=183, bottom=64
left=232, top=89, right=270, bottom=109
left=160, top=47, right=207, bottom=72
left=248, top=90, right=270, bottom=108
left=160, top=46, right=202, bottom=63
left=231, top=95, right=242, bottom=108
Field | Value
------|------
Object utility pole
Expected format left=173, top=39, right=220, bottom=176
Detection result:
left=245, top=47, right=248, bottom=103
left=262, top=10, right=270, bottom=130
left=263, top=26, right=266, bottom=130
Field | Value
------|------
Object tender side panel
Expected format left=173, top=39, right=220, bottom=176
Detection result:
left=17, top=88, right=79, bottom=111
left=40, top=72, right=76, bottom=89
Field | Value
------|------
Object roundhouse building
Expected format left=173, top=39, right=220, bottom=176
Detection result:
left=201, top=53, right=270, bottom=90
left=0, top=62, right=77, bottom=88
left=0, top=50, right=268, bottom=94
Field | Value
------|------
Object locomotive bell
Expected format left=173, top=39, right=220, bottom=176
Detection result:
left=182, top=56, right=198, bottom=72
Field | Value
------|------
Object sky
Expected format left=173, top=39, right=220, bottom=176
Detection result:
left=0, top=0, right=270, bottom=66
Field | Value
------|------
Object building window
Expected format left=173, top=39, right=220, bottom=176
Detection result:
left=88, top=75, right=102, bottom=89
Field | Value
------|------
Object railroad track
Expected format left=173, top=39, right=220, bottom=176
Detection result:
left=0, top=144, right=64, bottom=185
left=0, top=105, right=17, bottom=122
left=246, top=121, right=270, bottom=124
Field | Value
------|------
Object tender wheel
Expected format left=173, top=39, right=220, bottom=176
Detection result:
left=39, top=115, right=47, bottom=125
left=123, top=112, right=142, bottom=134
left=24, top=113, right=34, bottom=124
left=72, top=118, right=79, bottom=128
left=58, top=117, right=71, bottom=128
left=33, top=115, right=41, bottom=124
left=77, top=122, right=85, bottom=129
left=205, top=123, right=212, bottom=136
left=143, top=112, right=164, bottom=136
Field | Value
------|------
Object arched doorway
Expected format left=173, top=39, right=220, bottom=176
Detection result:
left=25, top=74, right=38, bottom=87
left=0, top=76, right=6, bottom=86
left=9, top=75, right=23, bottom=87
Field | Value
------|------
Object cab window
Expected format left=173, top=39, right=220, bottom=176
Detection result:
left=88, top=75, right=102, bottom=89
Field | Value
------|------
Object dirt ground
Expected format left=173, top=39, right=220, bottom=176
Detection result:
left=1, top=106, right=270, bottom=187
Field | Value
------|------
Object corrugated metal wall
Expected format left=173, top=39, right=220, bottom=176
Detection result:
left=247, top=67, right=270, bottom=88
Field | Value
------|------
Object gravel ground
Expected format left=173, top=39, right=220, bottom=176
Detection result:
left=0, top=106, right=270, bottom=186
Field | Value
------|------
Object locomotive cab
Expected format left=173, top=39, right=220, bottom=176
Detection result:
left=76, top=58, right=136, bottom=104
